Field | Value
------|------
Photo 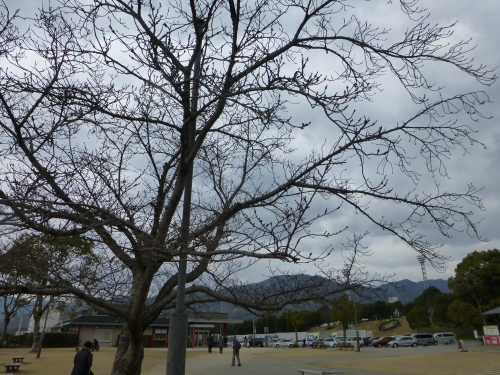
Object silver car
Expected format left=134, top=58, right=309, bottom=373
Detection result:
left=388, top=336, right=418, bottom=347
left=322, top=338, right=339, bottom=348
left=275, top=339, right=295, bottom=348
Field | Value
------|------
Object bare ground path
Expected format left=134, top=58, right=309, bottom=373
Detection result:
left=0, top=342, right=498, bottom=375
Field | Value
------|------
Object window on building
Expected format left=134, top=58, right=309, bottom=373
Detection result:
left=95, top=329, right=112, bottom=342
left=155, top=329, right=167, bottom=340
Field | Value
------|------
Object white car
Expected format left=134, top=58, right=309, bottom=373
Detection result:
left=345, top=337, right=365, bottom=347
left=322, top=338, right=339, bottom=348
left=275, top=339, right=295, bottom=348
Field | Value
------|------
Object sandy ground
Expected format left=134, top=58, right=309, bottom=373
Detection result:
left=0, top=344, right=498, bottom=375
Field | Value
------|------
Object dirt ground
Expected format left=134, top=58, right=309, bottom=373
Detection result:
left=317, top=350, right=500, bottom=374
left=0, top=345, right=498, bottom=375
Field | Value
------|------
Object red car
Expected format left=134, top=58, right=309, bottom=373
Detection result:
left=372, top=336, right=396, bottom=347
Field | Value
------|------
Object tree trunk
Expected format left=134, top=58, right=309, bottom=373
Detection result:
left=29, top=296, right=44, bottom=353
left=0, top=317, right=10, bottom=346
left=0, top=296, right=10, bottom=346
left=110, top=324, right=144, bottom=375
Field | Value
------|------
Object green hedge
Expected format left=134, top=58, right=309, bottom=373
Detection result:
left=3, top=333, right=79, bottom=348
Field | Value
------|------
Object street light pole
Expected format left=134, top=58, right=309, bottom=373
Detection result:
left=166, top=25, right=203, bottom=375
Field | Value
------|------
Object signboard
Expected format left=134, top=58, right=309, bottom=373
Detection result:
left=483, top=325, right=499, bottom=336
left=483, top=325, right=500, bottom=346
left=458, top=340, right=468, bottom=352
left=253, top=326, right=256, bottom=334
left=264, top=327, right=269, bottom=333
left=484, top=335, right=500, bottom=346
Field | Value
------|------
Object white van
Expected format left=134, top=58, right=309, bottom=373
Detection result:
left=433, top=332, right=456, bottom=345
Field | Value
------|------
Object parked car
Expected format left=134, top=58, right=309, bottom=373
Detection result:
left=322, top=338, right=339, bottom=348
left=388, top=336, right=418, bottom=347
left=247, top=337, right=265, bottom=347
left=275, top=339, right=295, bottom=348
left=372, top=336, right=396, bottom=347
left=433, top=332, right=456, bottom=345
left=362, top=337, right=373, bottom=346
left=411, top=333, right=435, bottom=346
left=367, top=337, right=380, bottom=346
left=345, top=337, right=365, bottom=347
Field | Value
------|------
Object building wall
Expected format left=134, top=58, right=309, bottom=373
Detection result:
left=77, top=325, right=123, bottom=347
left=28, top=310, right=61, bottom=333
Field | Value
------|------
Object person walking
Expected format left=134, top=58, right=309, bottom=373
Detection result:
left=71, top=341, right=93, bottom=375
left=218, top=335, right=224, bottom=354
left=231, top=336, right=241, bottom=366
left=207, top=333, right=214, bottom=353
left=243, top=336, right=248, bottom=348
left=302, top=338, right=306, bottom=347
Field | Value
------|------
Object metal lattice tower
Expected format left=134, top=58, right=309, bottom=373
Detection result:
left=417, top=255, right=429, bottom=289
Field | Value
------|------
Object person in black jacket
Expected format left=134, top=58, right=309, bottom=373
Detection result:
left=207, top=333, right=214, bottom=353
left=71, top=341, right=93, bottom=375
left=231, top=336, right=241, bottom=366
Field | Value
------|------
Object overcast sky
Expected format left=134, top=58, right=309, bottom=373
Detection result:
left=3, top=0, right=499, bottom=287
left=241, top=0, right=500, bottom=285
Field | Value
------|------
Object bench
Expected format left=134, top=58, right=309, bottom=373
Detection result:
left=299, top=369, right=343, bottom=375
left=337, top=343, right=354, bottom=350
left=12, top=357, right=24, bottom=362
left=312, top=341, right=326, bottom=348
left=5, top=363, right=22, bottom=372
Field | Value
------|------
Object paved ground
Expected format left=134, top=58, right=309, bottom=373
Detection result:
left=146, top=342, right=500, bottom=375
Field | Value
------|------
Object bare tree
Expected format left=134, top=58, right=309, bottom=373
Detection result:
left=0, top=278, right=32, bottom=346
left=0, top=234, right=96, bottom=351
left=0, top=1, right=496, bottom=375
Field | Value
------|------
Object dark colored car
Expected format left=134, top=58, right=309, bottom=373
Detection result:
left=362, top=337, right=373, bottom=346
left=372, top=336, right=396, bottom=347
left=247, top=337, right=265, bottom=347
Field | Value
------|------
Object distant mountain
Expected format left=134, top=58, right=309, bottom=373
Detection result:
left=223, top=276, right=452, bottom=320
left=0, top=276, right=451, bottom=330
left=378, top=279, right=451, bottom=304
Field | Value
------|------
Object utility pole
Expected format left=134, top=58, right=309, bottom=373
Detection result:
left=166, top=21, right=203, bottom=375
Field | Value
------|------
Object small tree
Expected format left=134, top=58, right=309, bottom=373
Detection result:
left=447, top=300, right=483, bottom=329
left=413, top=287, right=442, bottom=313
left=285, top=310, right=305, bottom=346
left=432, top=293, right=457, bottom=329
left=406, top=306, right=431, bottom=332
left=317, top=305, right=331, bottom=326
left=0, top=294, right=31, bottom=345
left=0, top=234, right=95, bottom=351
left=331, top=294, right=362, bottom=340
left=448, top=249, right=500, bottom=322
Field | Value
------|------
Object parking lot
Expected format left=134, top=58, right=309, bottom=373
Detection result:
left=176, top=341, right=500, bottom=375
